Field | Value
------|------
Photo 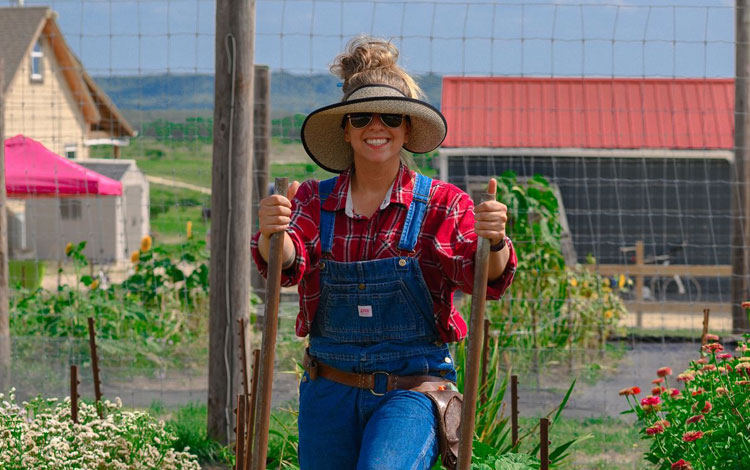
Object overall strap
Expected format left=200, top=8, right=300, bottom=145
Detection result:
left=398, top=173, right=433, bottom=251
left=318, top=177, right=337, bottom=254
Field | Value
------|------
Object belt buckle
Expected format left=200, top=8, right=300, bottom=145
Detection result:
left=370, top=371, right=390, bottom=396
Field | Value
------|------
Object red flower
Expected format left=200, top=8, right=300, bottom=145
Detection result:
left=702, top=401, right=713, bottom=413
left=705, top=333, right=719, bottom=342
left=671, top=459, right=693, bottom=470
left=718, top=353, right=732, bottom=360
left=669, top=388, right=681, bottom=397
left=656, top=419, right=671, bottom=428
left=641, top=396, right=661, bottom=406
left=703, top=342, right=724, bottom=353
left=652, top=377, right=664, bottom=384
left=696, top=357, right=708, bottom=364
left=686, top=414, right=704, bottom=424
left=651, top=386, right=667, bottom=396
left=657, top=367, right=673, bottom=377
left=742, top=301, right=750, bottom=309
left=619, top=386, right=641, bottom=396
left=683, top=431, right=704, bottom=442
left=691, top=388, right=704, bottom=396
left=646, top=424, right=664, bottom=435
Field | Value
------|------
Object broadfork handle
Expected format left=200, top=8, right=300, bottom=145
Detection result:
left=456, top=192, right=494, bottom=470
left=250, top=177, right=288, bottom=470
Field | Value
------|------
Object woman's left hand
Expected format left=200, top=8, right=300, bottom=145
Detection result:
left=473, top=178, right=507, bottom=245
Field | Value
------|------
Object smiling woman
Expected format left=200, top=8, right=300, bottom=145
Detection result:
left=251, top=35, right=518, bottom=470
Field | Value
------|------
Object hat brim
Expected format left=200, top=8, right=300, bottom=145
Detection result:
left=301, top=96, right=447, bottom=174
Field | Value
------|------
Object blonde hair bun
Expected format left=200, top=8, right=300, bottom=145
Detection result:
left=331, top=36, right=423, bottom=100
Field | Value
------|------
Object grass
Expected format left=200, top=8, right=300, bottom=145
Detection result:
left=518, top=416, right=648, bottom=470
left=149, top=184, right=210, bottom=246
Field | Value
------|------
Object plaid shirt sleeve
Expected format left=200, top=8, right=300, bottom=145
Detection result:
left=429, top=185, right=517, bottom=300
left=250, top=179, right=320, bottom=287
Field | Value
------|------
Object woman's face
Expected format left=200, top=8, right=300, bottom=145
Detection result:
left=344, top=113, right=410, bottom=168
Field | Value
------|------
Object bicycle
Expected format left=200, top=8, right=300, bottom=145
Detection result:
left=619, top=242, right=701, bottom=302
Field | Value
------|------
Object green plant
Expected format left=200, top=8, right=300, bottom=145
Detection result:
left=0, top=390, right=200, bottom=469
left=483, top=171, right=627, bottom=350
left=154, top=402, right=232, bottom=464
left=622, top=334, right=750, bottom=469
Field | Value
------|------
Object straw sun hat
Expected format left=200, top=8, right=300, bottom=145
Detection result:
left=300, top=84, right=447, bottom=173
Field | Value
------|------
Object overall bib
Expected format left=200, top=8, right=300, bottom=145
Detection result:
left=298, top=174, right=457, bottom=470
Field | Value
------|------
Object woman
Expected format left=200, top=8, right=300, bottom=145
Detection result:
left=252, top=37, right=517, bottom=470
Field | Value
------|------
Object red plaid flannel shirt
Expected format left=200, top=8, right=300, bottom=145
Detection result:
left=251, top=165, right=517, bottom=343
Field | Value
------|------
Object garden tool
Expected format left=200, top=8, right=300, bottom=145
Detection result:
left=250, top=178, right=288, bottom=470
left=456, top=191, right=494, bottom=470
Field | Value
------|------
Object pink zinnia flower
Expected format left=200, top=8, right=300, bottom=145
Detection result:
left=718, top=353, right=732, bottom=360
left=677, top=373, right=695, bottom=382
left=742, top=301, right=750, bottom=309
left=705, top=333, right=720, bottom=342
left=669, top=388, right=681, bottom=397
left=671, top=459, right=693, bottom=470
left=696, top=357, right=709, bottom=365
left=652, top=377, right=664, bottom=384
left=652, top=386, right=666, bottom=396
left=701, top=364, right=717, bottom=372
left=686, top=414, right=704, bottom=424
left=646, top=424, right=664, bottom=435
left=641, top=396, right=661, bottom=406
left=702, top=401, right=713, bottom=413
left=657, top=367, right=673, bottom=377
left=683, top=431, right=704, bottom=442
left=619, top=386, right=641, bottom=396
left=716, top=387, right=728, bottom=396
left=656, top=419, right=671, bottom=428
left=703, top=342, right=724, bottom=353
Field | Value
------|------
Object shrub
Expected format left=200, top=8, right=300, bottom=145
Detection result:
left=0, top=390, right=200, bottom=470
left=622, top=335, right=750, bottom=469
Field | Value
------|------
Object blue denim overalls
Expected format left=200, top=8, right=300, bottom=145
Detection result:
left=297, top=174, right=457, bottom=470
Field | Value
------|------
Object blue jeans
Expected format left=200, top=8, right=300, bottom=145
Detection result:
left=298, top=344, right=455, bottom=470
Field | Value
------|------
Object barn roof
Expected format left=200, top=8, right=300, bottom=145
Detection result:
left=440, top=77, right=734, bottom=150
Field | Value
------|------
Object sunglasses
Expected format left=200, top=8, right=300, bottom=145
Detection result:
left=343, top=113, right=408, bottom=129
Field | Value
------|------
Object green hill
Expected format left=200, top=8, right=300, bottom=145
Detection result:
left=95, top=71, right=443, bottom=121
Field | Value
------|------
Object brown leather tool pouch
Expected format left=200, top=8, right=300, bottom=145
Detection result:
left=422, top=389, right=463, bottom=470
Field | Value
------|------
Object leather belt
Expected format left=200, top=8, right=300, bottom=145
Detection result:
left=303, top=351, right=455, bottom=396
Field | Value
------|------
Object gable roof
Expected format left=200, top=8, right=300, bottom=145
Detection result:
left=78, top=160, right=133, bottom=182
left=440, top=77, right=734, bottom=150
left=0, top=6, right=48, bottom=93
left=0, top=6, right=134, bottom=138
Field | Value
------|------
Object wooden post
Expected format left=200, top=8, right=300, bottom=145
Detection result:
left=70, top=365, right=79, bottom=423
left=87, top=317, right=103, bottom=417
left=733, top=0, right=750, bottom=334
left=479, top=318, right=491, bottom=406
left=540, top=418, right=550, bottom=470
left=701, top=308, right=711, bottom=347
left=208, top=0, right=255, bottom=444
left=0, top=58, right=10, bottom=393
left=511, top=375, right=519, bottom=448
left=251, top=65, right=270, bottom=297
left=245, top=348, right=260, bottom=470
left=235, top=394, right=246, bottom=470
left=239, top=318, right=250, bottom=398
left=251, top=179, right=288, bottom=470
left=635, top=241, right=644, bottom=328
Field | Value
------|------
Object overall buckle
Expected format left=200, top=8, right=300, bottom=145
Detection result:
left=370, top=371, right=390, bottom=396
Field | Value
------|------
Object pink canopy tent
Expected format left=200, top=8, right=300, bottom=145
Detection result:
left=3, top=135, right=122, bottom=198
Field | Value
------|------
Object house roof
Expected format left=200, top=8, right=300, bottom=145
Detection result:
left=440, top=77, right=734, bottom=150
left=0, top=6, right=48, bottom=93
left=78, top=161, right=133, bottom=182
left=0, top=6, right=134, bottom=138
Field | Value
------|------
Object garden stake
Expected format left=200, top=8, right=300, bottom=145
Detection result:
left=479, top=318, right=491, bottom=406
left=250, top=178, right=288, bottom=470
left=87, top=317, right=103, bottom=418
left=701, top=308, right=711, bottom=347
left=238, top=318, right=250, bottom=398
left=245, top=349, right=261, bottom=470
left=235, top=394, right=246, bottom=470
left=70, top=365, right=79, bottom=423
left=511, top=375, right=519, bottom=448
left=456, top=192, right=493, bottom=470
left=540, top=418, right=549, bottom=470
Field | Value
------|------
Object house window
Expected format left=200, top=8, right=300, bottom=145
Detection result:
left=64, top=144, right=77, bottom=160
left=60, top=200, right=82, bottom=220
left=30, top=40, right=43, bottom=82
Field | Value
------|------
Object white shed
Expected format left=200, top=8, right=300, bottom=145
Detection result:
left=25, top=159, right=149, bottom=263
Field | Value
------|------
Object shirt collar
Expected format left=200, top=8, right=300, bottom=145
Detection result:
left=320, top=164, right=417, bottom=213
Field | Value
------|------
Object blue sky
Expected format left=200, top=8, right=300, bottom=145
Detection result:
left=22, top=0, right=735, bottom=78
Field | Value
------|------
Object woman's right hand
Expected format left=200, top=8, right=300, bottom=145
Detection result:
left=258, top=181, right=300, bottom=238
